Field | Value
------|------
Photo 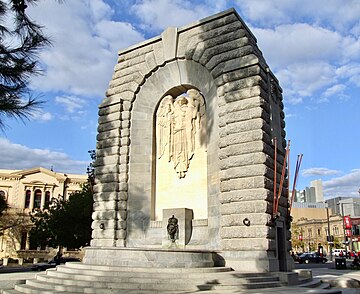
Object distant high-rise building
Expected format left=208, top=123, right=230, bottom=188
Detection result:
left=311, top=179, right=324, bottom=202
left=294, top=179, right=323, bottom=203
left=326, top=197, right=360, bottom=217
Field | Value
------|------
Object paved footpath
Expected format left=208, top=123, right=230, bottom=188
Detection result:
left=311, top=267, right=360, bottom=294
left=0, top=267, right=359, bottom=293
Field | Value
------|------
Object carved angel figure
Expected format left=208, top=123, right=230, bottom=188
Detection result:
left=156, top=89, right=204, bottom=178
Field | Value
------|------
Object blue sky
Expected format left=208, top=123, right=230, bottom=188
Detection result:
left=0, top=0, right=359, bottom=199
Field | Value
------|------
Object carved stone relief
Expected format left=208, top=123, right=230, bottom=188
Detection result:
left=156, top=89, right=205, bottom=178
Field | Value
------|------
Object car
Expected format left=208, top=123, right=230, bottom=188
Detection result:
left=31, top=257, right=80, bottom=271
left=296, top=252, right=327, bottom=264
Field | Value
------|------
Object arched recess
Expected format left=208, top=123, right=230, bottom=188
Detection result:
left=154, top=87, right=207, bottom=221
left=127, top=59, right=220, bottom=246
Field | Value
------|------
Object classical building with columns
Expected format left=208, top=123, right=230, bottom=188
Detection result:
left=0, top=167, right=87, bottom=264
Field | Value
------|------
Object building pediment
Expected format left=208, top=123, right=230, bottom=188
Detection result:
left=11, top=167, right=67, bottom=181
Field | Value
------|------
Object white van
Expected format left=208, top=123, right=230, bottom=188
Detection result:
left=332, top=249, right=346, bottom=257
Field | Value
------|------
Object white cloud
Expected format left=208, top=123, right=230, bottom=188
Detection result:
left=0, top=138, right=87, bottom=174
left=235, top=0, right=360, bottom=33
left=323, top=169, right=360, bottom=198
left=254, top=24, right=343, bottom=69
left=302, top=168, right=341, bottom=177
left=322, top=84, right=346, bottom=98
left=252, top=23, right=360, bottom=105
left=130, top=0, right=224, bottom=32
left=28, top=0, right=144, bottom=98
left=30, top=110, right=53, bottom=121
left=55, top=95, right=86, bottom=113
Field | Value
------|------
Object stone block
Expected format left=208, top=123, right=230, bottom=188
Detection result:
left=219, top=96, right=263, bottom=117
left=219, top=164, right=268, bottom=181
left=211, top=54, right=259, bottom=77
left=120, top=137, right=130, bottom=146
left=93, top=182, right=120, bottom=193
left=196, top=31, right=246, bottom=63
left=92, top=210, right=116, bottom=221
left=116, top=229, right=127, bottom=239
left=95, top=164, right=119, bottom=176
left=221, top=141, right=265, bottom=157
left=93, top=191, right=118, bottom=201
left=219, top=189, right=272, bottom=204
left=219, top=75, right=264, bottom=96
left=121, top=111, right=131, bottom=121
left=98, top=103, right=121, bottom=116
left=218, top=129, right=264, bottom=148
left=119, top=163, right=128, bottom=173
left=221, top=213, right=271, bottom=226
left=205, top=44, right=253, bottom=71
left=116, top=209, right=127, bottom=221
left=220, top=238, right=276, bottom=251
left=96, top=129, right=120, bottom=141
left=97, top=120, right=121, bottom=133
left=220, top=176, right=273, bottom=193
left=225, top=117, right=265, bottom=135
left=93, top=200, right=117, bottom=211
left=116, top=54, right=145, bottom=71
left=95, top=173, right=119, bottom=183
left=220, top=200, right=268, bottom=215
left=90, top=239, right=115, bottom=247
left=153, top=41, right=165, bottom=66
left=92, top=228, right=117, bottom=239
left=97, top=137, right=121, bottom=149
left=220, top=64, right=263, bottom=84
left=219, top=152, right=267, bottom=170
left=120, top=128, right=130, bottom=138
left=98, top=112, right=121, bottom=124
left=221, top=225, right=274, bottom=239
left=145, top=51, right=158, bottom=71
left=91, top=219, right=118, bottom=229
left=95, top=155, right=119, bottom=167
left=121, top=120, right=130, bottom=129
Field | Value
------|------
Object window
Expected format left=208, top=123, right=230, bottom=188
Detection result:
left=318, top=228, right=321, bottom=236
left=24, top=190, right=31, bottom=208
left=44, top=191, right=51, bottom=208
left=0, top=190, right=5, bottom=198
left=33, top=189, right=41, bottom=209
left=308, top=228, right=312, bottom=238
left=20, top=232, right=27, bottom=250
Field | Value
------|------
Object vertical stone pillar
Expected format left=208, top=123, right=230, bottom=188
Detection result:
left=40, top=188, right=46, bottom=209
left=91, top=100, right=129, bottom=248
left=29, top=188, right=35, bottom=210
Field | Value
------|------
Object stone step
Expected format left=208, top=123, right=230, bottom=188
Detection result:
left=14, top=283, right=58, bottom=294
left=45, top=268, right=280, bottom=284
left=64, top=261, right=234, bottom=273
left=55, top=265, right=234, bottom=277
left=4, top=281, right=343, bottom=294
left=11, top=286, right=340, bottom=294
left=23, top=274, right=284, bottom=292
left=300, top=278, right=322, bottom=288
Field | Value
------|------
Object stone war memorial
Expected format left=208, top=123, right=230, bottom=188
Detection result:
left=2, top=8, right=304, bottom=294
left=85, top=7, right=292, bottom=273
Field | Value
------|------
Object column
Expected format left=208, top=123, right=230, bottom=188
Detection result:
left=40, top=187, right=46, bottom=209
left=29, top=188, right=35, bottom=210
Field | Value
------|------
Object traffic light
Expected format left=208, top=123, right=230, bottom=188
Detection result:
left=298, top=234, right=303, bottom=241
